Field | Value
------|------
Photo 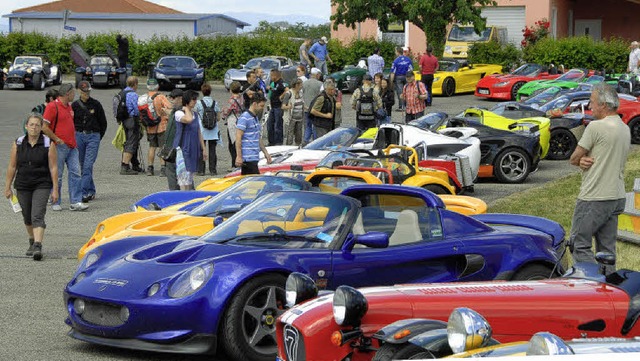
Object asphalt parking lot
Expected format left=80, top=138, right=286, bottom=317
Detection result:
left=0, top=78, right=579, bottom=360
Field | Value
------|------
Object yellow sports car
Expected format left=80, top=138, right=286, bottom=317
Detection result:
left=461, top=108, right=551, bottom=159
left=415, top=59, right=502, bottom=97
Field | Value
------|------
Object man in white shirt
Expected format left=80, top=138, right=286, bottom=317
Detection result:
left=628, top=41, right=640, bottom=74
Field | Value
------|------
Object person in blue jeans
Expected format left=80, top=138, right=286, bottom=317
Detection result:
left=72, top=81, right=107, bottom=203
left=309, top=36, right=333, bottom=75
left=302, top=68, right=323, bottom=144
left=389, top=47, right=413, bottom=111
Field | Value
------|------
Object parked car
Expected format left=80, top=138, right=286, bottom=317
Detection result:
left=328, top=58, right=368, bottom=92
left=276, top=254, right=640, bottom=361
left=475, top=63, right=561, bottom=101
left=70, top=43, right=128, bottom=88
left=414, top=59, right=502, bottom=97
left=149, top=55, right=205, bottom=90
left=65, top=184, right=565, bottom=361
left=4, top=55, right=61, bottom=90
left=223, top=56, right=297, bottom=89
left=515, top=69, right=616, bottom=101
left=411, top=112, right=541, bottom=183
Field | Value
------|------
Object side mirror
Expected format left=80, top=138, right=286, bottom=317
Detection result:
left=354, top=232, right=389, bottom=248
left=240, top=64, right=245, bottom=69
left=213, top=216, right=224, bottom=227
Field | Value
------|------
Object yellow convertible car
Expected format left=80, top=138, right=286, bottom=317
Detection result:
left=415, top=59, right=502, bottom=97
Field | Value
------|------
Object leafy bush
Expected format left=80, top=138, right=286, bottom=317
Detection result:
left=467, top=41, right=522, bottom=71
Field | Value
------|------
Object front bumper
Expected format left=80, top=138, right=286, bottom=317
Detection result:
left=475, top=87, right=511, bottom=100
left=5, top=75, right=30, bottom=89
left=157, top=76, right=203, bottom=90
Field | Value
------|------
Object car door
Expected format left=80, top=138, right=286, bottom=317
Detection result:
left=457, top=67, right=480, bottom=92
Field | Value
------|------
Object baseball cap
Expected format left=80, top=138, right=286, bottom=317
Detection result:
left=405, top=70, right=415, bottom=77
left=169, top=88, right=184, bottom=98
left=78, top=80, right=92, bottom=92
left=147, top=78, right=158, bottom=86
left=320, top=36, right=328, bottom=43
left=59, top=83, right=74, bottom=94
left=310, top=67, right=321, bottom=75
left=363, top=74, right=373, bottom=81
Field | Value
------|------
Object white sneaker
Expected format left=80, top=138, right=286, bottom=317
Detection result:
left=52, top=204, right=63, bottom=211
left=69, top=202, right=89, bottom=211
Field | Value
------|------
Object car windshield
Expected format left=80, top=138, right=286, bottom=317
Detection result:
left=537, top=95, right=572, bottom=112
left=448, top=25, right=492, bottom=42
left=316, top=151, right=361, bottom=168
left=158, top=57, right=197, bottom=69
left=438, top=61, right=459, bottom=72
left=304, top=127, right=361, bottom=150
left=14, top=57, right=42, bottom=67
left=90, top=57, right=113, bottom=66
left=511, top=63, right=542, bottom=76
left=246, top=58, right=279, bottom=70
left=556, top=69, right=585, bottom=82
left=409, top=113, right=448, bottom=131
left=200, top=192, right=356, bottom=248
left=189, top=176, right=308, bottom=218
left=585, top=75, right=604, bottom=84
left=523, top=86, right=565, bottom=107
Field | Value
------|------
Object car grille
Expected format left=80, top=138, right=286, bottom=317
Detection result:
left=6, top=76, right=23, bottom=84
left=80, top=300, right=126, bottom=327
left=93, top=75, right=108, bottom=84
left=282, top=324, right=306, bottom=361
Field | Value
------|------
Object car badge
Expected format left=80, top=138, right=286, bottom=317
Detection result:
left=94, top=278, right=128, bottom=291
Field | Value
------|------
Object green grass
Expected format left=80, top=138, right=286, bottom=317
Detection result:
left=488, top=148, right=640, bottom=270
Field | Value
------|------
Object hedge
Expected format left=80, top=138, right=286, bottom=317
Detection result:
left=0, top=32, right=400, bottom=81
left=467, top=41, right=522, bottom=72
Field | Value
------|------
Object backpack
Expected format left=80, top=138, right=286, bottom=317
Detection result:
left=113, top=89, right=133, bottom=123
left=200, top=99, right=217, bottom=130
left=138, top=93, right=161, bottom=127
left=356, top=86, right=375, bottom=121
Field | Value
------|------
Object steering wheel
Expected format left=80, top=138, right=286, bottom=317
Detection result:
left=264, top=225, right=286, bottom=234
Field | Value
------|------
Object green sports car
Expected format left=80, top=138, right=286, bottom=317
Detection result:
left=516, top=69, right=618, bottom=101
left=327, top=58, right=391, bottom=93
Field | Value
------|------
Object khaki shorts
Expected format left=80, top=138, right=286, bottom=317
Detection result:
left=147, top=131, right=165, bottom=148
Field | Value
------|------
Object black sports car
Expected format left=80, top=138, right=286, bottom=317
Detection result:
left=71, top=43, right=128, bottom=88
left=4, top=55, right=61, bottom=90
left=150, top=55, right=205, bottom=91
left=410, top=112, right=541, bottom=184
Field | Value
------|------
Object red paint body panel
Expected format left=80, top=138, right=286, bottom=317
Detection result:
left=475, top=73, right=561, bottom=100
left=277, top=279, right=635, bottom=361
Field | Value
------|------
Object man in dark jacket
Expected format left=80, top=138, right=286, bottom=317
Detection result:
left=309, top=80, right=336, bottom=138
left=116, top=34, right=129, bottom=69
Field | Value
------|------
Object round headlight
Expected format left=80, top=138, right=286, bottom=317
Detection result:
left=73, top=298, right=85, bottom=315
left=447, top=307, right=492, bottom=354
left=526, top=332, right=574, bottom=356
left=85, top=252, right=100, bottom=268
left=286, top=272, right=318, bottom=307
left=332, top=285, right=368, bottom=327
left=147, top=283, right=160, bottom=297
left=74, top=272, right=86, bottom=285
left=96, top=224, right=105, bottom=234
left=168, top=263, right=214, bottom=298
left=189, top=267, right=206, bottom=289
left=119, top=306, right=130, bottom=322
left=86, top=66, right=92, bottom=72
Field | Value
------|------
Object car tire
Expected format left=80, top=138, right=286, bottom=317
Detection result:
left=494, top=148, right=531, bottom=184
left=510, top=82, right=525, bottom=101
left=547, top=128, right=577, bottom=160
left=33, top=73, right=44, bottom=91
left=442, top=77, right=455, bottom=97
left=511, top=264, right=554, bottom=280
left=54, top=71, right=61, bottom=85
left=628, top=117, right=640, bottom=144
left=423, top=184, right=451, bottom=195
left=119, top=73, right=127, bottom=89
left=220, top=273, right=287, bottom=361
left=373, top=343, right=436, bottom=361
left=75, top=73, right=83, bottom=88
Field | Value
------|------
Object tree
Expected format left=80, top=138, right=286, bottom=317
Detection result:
left=331, top=0, right=497, bottom=57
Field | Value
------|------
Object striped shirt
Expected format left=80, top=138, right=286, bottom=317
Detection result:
left=403, top=81, right=427, bottom=115
left=236, top=110, right=261, bottom=162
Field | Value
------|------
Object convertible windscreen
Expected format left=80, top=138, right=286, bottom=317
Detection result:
left=511, top=63, right=543, bottom=77
left=438, top=61, right=459, bottom=72
left=304, top=127, right=361, bottom=150
left=245, top=59, right=279, bottom=70
left=90, top=57, right=114, bottom=66
left=14, top=57, right=42, bottom=66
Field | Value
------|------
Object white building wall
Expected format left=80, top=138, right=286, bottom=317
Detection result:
left=10, top=18, right=195, bottom=40
left=196, top=17, right=237, bottom=36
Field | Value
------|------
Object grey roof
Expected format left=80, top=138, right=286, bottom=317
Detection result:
left=2, top=12, right=251, bottom=28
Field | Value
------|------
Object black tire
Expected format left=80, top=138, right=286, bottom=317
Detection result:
left=33, top=73, right=44, bottom=90
left=423, top=184, right=451, bottom=195
left=75, top=73, right=83, bottom=88
left=54, top=71, right=61, bottom=85
left=512, top=264, right=554, bottom=280
left=547, top=128, right=577, bottom=160
left=119, top=73, right=127, bottom=89
left=220, top=274, right=287, bottom=361
left=442, top=77, right=455, bottom=97
left=493, top=148, right=531, bottom=184
left=373, top=343, right=436, bottom=361
left=628, top=117, right=640, bottom=144
left=510, top=82, right=525, bottom=101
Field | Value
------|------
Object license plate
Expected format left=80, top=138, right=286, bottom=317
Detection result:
left=478, top=89, right=489, bottom=95
left=7, top=83, right=25, bottom=89
left=176, top=84, right=186, bottom=88
left=94, top=71, right=106, bottom=75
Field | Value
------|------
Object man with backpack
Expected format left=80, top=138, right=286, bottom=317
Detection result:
left=194, top=83, right=221, bottom=176
left=401, top=70, right=428, bottom=123
left=351, top=74, right=382, bottom=131
left=139, top=78, right=172, bottom=176
left=116, top=76, right=140, bottom=175
left=72, top=81, right=107, bottom=203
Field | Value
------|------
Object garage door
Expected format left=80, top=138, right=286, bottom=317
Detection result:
left=481, top=6, right=526, bottom=47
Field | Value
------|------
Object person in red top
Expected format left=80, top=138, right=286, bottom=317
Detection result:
left=419, top=45, right=438, bottom=107
left=401, top=71, right=428, bottom=123
left=42, top=83, right=87, bottom=211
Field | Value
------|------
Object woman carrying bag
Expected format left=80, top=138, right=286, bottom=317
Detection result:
left=173, top=90, right=206, bottom=190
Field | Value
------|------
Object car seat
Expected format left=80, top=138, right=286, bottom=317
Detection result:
left=389, top=210, right=423, bottom=246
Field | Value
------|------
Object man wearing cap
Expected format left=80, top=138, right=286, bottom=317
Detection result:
left=42, top=83, right=87, bottom=211
left=309, top=36, right=333, bottom=75
left=351, top=74, right=382, bottom=131
left=302, top=68, right=323, bottom=144
left=629, top=41, right=640, bottom=74
left=159, top=88, right=184, bottom=190
left=144, top=78, right=172, bottom=176
left=390, top=46, right=414, bottom=112
left=401, top=70, right=428, bottom=123
left=72, top=81, right=107, bottom=203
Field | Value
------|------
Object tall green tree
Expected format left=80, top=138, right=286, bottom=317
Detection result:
left=331, top=0, right=497, bottom=57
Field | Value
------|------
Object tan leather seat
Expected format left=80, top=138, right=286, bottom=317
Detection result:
left=389, top=210, right=423, bottom=246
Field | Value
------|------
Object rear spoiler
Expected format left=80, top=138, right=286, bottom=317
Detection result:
left=471, top=213, right=565, bottom=248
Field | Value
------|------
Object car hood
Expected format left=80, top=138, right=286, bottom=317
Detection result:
left=156, top=67, right=202, bottom=76
left=7, top=68, right=28, bottom=76
left=226, top=68, right=249, bottom=80
left=478, top=74, right=527, bottom=87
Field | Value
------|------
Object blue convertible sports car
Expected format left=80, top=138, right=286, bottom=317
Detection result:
left=64, top=185, right=566, bottom=361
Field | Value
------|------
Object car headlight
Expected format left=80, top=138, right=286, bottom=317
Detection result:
left=85, top=251, right=100, bottom=268
left=526, top=332, right=574, bottom=355
left=346, top=76, right=352, bottom=80
left=332, top=285, right=368, bottom=327
left=96, top=224, right=105, bottom=234
left=224, top=72, right=231, bottom=79
left=111, top=67, right=116, bottom=72
left=155, top=72, right=167, bottom=79
left=447, top=307, right=492, bottom=353
left=286, top=272, right=318, bottom=307
left=195, top=72, right=204, bottom=78
left=444, top=46, right=452, bottom=54
left=434, top=77, right=440, bottom=82
left=27, top=68, right=33, bottom=74
left=494, top=81, right=510, bottom=87
left=86, top=66, right=92, bottom=73
left=168, top=263, right=214, bottom=298
left=2, top=67, right=7, bottom=73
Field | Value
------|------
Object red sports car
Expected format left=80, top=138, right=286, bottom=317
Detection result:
left=475, top=63, right=560, bottom=101
left=276, top=256, right=640, bottom=361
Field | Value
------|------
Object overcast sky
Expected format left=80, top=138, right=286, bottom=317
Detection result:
left=0, top=0, right=331, bottom=18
